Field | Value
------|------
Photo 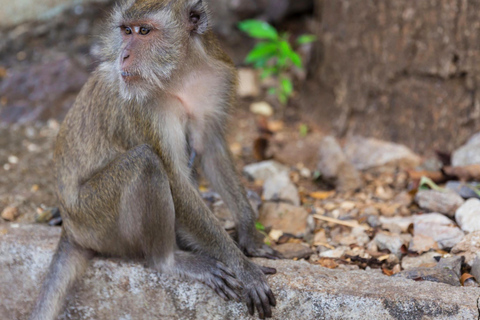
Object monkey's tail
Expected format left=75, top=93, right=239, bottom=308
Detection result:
left=29, top=230, right=93, bottom=320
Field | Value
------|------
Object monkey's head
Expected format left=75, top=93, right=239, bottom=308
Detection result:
left=100, top=0, right=210, bottom=101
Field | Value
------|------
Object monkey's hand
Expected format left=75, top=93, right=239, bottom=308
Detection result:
left=239, top=230, right=283, bottom=260
left=237, top=261, right=276, bottom=319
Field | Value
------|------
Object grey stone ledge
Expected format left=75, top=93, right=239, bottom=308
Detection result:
left=2, top=224, right=480, bottom=320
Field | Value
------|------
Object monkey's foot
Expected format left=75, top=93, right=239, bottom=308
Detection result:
left=236, top=261, right=276, bottom=319
left=203, top=260, right=244, bottom=302
left=174, top=253, right=243, bottom=302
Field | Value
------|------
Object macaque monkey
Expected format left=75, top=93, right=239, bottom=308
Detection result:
left=29, top=0, right=278, bottom=319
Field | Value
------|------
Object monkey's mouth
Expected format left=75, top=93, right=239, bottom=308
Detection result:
left=121, top=71, right=141, bottom=81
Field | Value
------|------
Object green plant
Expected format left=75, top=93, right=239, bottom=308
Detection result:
left=238, top=19, right=316, bottom=105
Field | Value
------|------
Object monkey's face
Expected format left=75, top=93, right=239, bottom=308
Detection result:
left=101, top=0, right=210, bottom=102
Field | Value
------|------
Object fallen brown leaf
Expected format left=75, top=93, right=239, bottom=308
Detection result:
left=310, top=191, right=336, bottom=200
left=460, top=273, right=475, bottom=286
left=315, top=258, right=339, bottom=269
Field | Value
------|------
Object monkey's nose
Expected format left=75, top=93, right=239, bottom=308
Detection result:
left=123, top=54, right=130, bottom=61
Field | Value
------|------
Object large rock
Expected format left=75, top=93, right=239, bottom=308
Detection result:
left=2, top=224, right=480, bottom=320
left=0, top=58, right=89, bottom=124
left=455, top=198, right=480, bottom=233
left=258, top=202, right=309, bottom=237
left=307, top=0, right=480, bottom=153
left=317, top=136, right=363, bottom=192
left=343, top=136, right=421, bottom=170
left=414, top=189, right=465, bottom=218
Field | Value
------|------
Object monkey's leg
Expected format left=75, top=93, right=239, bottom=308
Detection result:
left=200, top=133, right=281, bottom=260
left=72, top=144, right=240, bottom=301
left=29, top=231, right=93, bottom=320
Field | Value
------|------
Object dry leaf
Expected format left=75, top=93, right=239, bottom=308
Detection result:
left=310, top=191, right=335, bottom=200
left=460, top=273, right=475, bottom=286
left=315, top=258, right=339, bottom=269
left=382, top=267, right=394, bottom=276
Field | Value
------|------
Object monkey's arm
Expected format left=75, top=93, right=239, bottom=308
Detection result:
left=200, top=132, right=280, bottom=259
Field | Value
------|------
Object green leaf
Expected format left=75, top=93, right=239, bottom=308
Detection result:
left=299, top=124, right=308, bottom=137
left=419, top=176, right=444, bottom=191
left=297, top=34, right=317, bottom=45
left=255, top=222, right=266, bottom=231
left=245, top=42, right=277, bottom=65
left=268, top=87, right=277, bottom=95
left=281, top=78, right=293, bottom=96
left=260, top=67, right=277, bottom=79
left=278, top=92, right=288, bottom=105
left=288, top=51, right=303, bottom=68
left=238, top=20, right=279, bottom=40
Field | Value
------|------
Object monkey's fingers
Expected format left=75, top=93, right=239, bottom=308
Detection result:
left=247, top=287, right=266, bottom=319
left=256, top=287, right=272, bottom=318
left=244, top=244, right=283, bottom=260
left=259, top=265, right=277, bottom=275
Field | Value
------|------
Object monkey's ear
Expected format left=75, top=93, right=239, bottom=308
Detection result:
left=188, top=0, right=208, bottom=34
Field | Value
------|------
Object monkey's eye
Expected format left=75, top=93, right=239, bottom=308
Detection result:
left=140, top=27, right=150, bottom=35
left=190, top=12, right=200, bottom=25
left=124, top=27, right=132, bottom=35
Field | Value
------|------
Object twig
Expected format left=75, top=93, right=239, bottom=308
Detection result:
left=313, top=214, right=370, bottom=230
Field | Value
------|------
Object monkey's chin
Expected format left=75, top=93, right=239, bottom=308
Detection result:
left=119, top=80, right=150, bottom=103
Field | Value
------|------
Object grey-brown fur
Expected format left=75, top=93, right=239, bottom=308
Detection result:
left=30, top=0, right=277, bottom=319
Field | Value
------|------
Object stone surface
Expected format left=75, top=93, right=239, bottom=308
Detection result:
left=317, top=136, right=363, bottom=192
left=446, top=181, right=480, bottom=199
left=4, top=224, right=480, bottom=320
left=262, top=172, right=300, bottom=206
left=307, top=0, right=480, bottom=153
left=451, top=231, right=480, bottom=266
left=455, top=198, right=480, bottom=233
left=408, top=234, right=439, bottom=254
left=413, top=213, right=465, bottom=249
left=373, top=232, right=405, bottom=258
left=237, top=68, right=260, bottom=98
left=249, top=101, right=273, bottom=117
left=394, top=257, right=463, bottom=287
left=343, top=136, right=421, bottom=170
left=242, top=160, right=289, bottom=182
left=258, top=203, right=309, bottom=237
left=471, top=256, right=480, bottom=284
left=1, top=206, right=19, bottom=221
left=452, top=141, right=480, bottom=167
left=401, top=252, right=441, bottom=270
left=414, top=189, right=465, bottom=218
left=0, top=57, right=89, bottom=124
left=273, top=243, right=313, bottom=260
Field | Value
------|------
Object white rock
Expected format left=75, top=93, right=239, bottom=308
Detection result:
left=319, top=246, right=348, bottom=258
left=343, top=136, right=421, bottom=170
left=374, top=232, right=405, bottom=257
left=451, top=231, right=480, bottom=266
left=452, top=137, right=480, bottom=166
left=317, top=136, right=362, bottom=192
left=379, top=216, right=415, bottom=233
left=243, top=160, right=289, bottom=181
left=455, top=198, right=480, bottom=233
left=415, top=189, right=464, bottom=218
left=249, top=101, right=273, bottom=117
left=401, top=252, right=441, bottom=270
left=263, top=171, right=300, bottom=206
left=237, top=68, right=260, bottom=98
left=414, top=213, right=464, bottom=249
